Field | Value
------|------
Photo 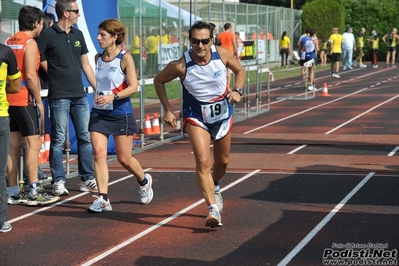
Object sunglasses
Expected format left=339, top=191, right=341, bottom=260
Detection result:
left=190, top=38, right=212, bottom=45
left=66, top=9, right=79, bottom=14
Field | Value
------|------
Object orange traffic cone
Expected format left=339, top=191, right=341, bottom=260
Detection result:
left=151, top=113, right=160, bottom=134
left=44, top=134, right=51, bottom=162
left=39, top=135, right=46, bottom=164
left=320, top=83, right=330, bottom=96
left=143, top=114, right=153, bottom=134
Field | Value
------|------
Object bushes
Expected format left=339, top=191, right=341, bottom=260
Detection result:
left=301, top=0, right=399, bottom=62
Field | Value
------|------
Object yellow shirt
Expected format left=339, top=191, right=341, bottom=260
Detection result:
left=0, top=44, right=21, bottom=116
left=145, top=35, right=159, bottom=54
left=130, top=35, right=140, bottom=55
left=329, top=33, right=344, bottom=53
left=279, top=36, right=290, bottom=49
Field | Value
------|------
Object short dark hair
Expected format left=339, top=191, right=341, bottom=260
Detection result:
left=55, top=0, right=76, bottom=19
left=43, top=13, right=54, bottom=30
left=223, top=23, right=231, bottom=31
left=18, top=5, right=43, bottom=31
left=189, top=21, right=212, bottom=39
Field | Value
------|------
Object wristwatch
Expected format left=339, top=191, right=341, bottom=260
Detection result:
left=114, top=93, right=120, bottom=100
left=233, top=88, right=243, bottom=96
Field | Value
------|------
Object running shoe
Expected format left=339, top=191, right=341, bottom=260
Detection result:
left=88, top=195, right=112, bottom=213
left=308, top=85, right=315, bottom=91
left=359, top=64, right=367, bottom=68
left=215, top=190, right=224, bottom=213
left=0, top=222, right=12, bottom=233
left=342, top=67, right=347, bottom=70
left=333, top=73, right=340, bottom=78
left=373, top=65, right=378, bottom=68
left=52, top=180, right=69, bottom=196
left=7, top=192, right=28, bottom=205
left=27, top=189, right=60, bottom=206
left=80, top=179, right=98, bottom=193
left=205, top=205, right=222, bottom=228
left=139, top=174, right=153, bottom=204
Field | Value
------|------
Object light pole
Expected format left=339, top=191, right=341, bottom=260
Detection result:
left=291, top=0, right=294, bottom=9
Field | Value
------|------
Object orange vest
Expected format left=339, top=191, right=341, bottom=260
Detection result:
left=5, top=32, right=40, bottom=106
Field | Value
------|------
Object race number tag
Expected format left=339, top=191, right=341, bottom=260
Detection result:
left=93, top=90, right=114, bottom=110
left=201, top=99, right=229, bottom=124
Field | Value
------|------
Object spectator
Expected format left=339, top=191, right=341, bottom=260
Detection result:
left=382, top=28, right=399, bottom=68
left=130, top=29, right=145, bottom=76
left=5, top=6, right=59, bottom=206
left=367, top=29, right=379, bottom=68
left=22, top=12, right=55, bottom=184
left=354, top=27, right=367, bottom=68
left=319, top=35, right=328, bottom=66
left=329, top=27, right=344, bottom=78
left=145, top=28, right=159, bottom=77
left=209, top=23, right=221, bottom=46
left=154, top=21, right=246, bottom=228
left=234, top=32, right=244, bottom=59
left=0, top=43, right=21, bottom=232
left=181, top=26, right=190, bottom=54
left=217, top=23, right=237, bottom=88
left=160, top=26, right=169, bottom=44
left=36, top=0, right=98, bottom=196
left=169, top=26, right=179, bottom=43
left=342, top=26, right=356, bottom=70
left=88, top=19, right=153, bottom=212
left=279, top=31, right=291, bottom=69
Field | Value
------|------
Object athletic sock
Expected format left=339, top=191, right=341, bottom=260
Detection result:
left=9, top=186, right=20, bottom=196
left=138, top=176, right=148, bottom=187
left=29, top=182, right=40, bottom=196
left=99, top=193, right=108, bottom=201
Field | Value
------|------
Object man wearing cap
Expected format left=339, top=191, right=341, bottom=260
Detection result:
left=342, top=27, right=356, bottom=70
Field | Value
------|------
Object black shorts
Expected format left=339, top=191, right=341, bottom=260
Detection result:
left=89, top=112, right=138, bottom=135
left=387, top=47, right=396, bottom=52
left=331, top=53, right=341, bottom=63
left=9, top=105, right=40, bottom=136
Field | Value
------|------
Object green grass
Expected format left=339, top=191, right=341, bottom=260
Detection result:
left=131, top=64, right=330, bottom=106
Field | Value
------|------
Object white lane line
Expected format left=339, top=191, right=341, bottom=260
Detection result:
left=80, top=169, right=261, bottom=266
left=324, top=94, right=399, bottom=134
left=244, top=87, right=370, bottom=134
left=287, top=144, right=307, bottom=154
left=388, top=146, right=399, bottom=156
left=277, top=172, right=375, bottom=266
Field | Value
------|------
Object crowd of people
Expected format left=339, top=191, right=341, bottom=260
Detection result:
left=1, top=0, right=247, bottom=232
left=1, top=0, right=155, bottom=232
left=282, top=25, right=399, bottom=91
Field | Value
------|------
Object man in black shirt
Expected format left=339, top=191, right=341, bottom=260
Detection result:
left=36, top=0, right=98, bottom=196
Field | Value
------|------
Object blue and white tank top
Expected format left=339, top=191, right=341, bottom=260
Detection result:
left=93, top=50, right=133, bottom=116
left=181, top=45, right=232, bottom=125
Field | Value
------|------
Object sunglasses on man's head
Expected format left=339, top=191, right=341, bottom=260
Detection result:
left=67, top=9, right=79, bottom=14
left=190, top=38, right=212, bottom=45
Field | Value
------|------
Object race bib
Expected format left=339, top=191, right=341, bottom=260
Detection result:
left=93, top=90, right=114, bottom=110
left=201, top=99, right=229, bottom=124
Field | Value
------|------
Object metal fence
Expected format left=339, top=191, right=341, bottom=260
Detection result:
left=0, top=0, right=302, bottom=152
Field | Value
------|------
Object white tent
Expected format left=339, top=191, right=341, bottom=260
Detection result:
left=148, top=0, right=202, bottom=26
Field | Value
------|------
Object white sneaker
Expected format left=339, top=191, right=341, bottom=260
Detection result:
left=308, top=85, right=315, bottom=91
left=333, top=73, right=340, bottom=78
left=52, top=180, right=69, bottom=196
left=138, top=174, right=153, bottom=204
left=205, top=205, right=222, bottom=228
left=359, top=64, right=367, bottom=68
left=88, top=195, right=112, bottom=213
left=80, top=179, right=98, bottom=193
left=214, top=190, right=223, bottom=213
